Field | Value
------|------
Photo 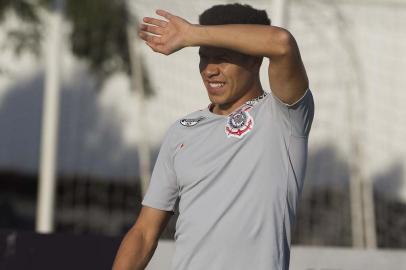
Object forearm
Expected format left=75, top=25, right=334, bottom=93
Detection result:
left=112, top=226, right=157, bottom=270
left=186, top=24, right=293, bottom=58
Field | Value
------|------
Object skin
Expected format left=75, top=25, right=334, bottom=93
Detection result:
left=198, top=46, right=263, bottom=115
left=112, top=9, right=309, bottom=270
left=112, top=206, right=171, bottom=270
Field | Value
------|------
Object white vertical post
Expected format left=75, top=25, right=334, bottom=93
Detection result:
left=349, top=89, right=376, bottom=249
left=337, top=5, right=376, bottom=247
left=363, top=178, right=377, bottom=248
left=36, top=0, right=64, bottom=233
left=271, top=0, right=289, bottom=27
left=126, top=16, right=151, bottom=196
left=349, top=143, right=366, bottom=247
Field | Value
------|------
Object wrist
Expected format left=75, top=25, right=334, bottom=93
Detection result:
left=184, top=24, right=205, bottom=47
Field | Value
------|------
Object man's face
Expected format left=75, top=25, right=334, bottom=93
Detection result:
left=199, top=46, right=259, bottom=107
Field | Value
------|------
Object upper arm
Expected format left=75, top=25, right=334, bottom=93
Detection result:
left=268, top=29, right=308, bottom=105
left=142, top=126, right=179, bottom=212
left=134, top=206, right=173, bottom=243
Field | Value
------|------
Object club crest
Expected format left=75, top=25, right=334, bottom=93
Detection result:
left=225, top=107, right=254, bottom=138
left=180, top=116, right=205, bottom=127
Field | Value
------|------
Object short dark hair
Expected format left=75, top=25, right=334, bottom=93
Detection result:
left=199, top=3, right=271, bottom=26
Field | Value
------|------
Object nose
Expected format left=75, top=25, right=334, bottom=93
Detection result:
left=202, top=63, right=220, bottom=78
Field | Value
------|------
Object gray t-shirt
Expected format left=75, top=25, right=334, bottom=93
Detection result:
left=142, top=89, right=314, bottom=270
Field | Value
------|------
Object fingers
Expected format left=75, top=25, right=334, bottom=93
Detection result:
left=143, top=17, right=168, bottom=27
left=140, top=16, right=167, bottom=44
left=138, top=31, right=162, bottom=45
left=140, top=24, right=164, bottom=35
left=138, top=9, right=176, bottom=55
left=156, top=9, right=173, bottom=20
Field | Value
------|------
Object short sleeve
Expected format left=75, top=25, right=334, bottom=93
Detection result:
left=268, top=88, right=314, bottom=137
left=142, top=128, right=179, bottom=212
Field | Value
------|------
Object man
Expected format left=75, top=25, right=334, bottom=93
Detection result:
left=113, top=4, right=314, bottom=270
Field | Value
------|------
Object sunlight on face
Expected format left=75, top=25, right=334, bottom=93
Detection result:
left=199, top=46, right=260, bottom=111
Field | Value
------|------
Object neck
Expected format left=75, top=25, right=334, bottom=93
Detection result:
left=212, top=78, right=263, bottom=115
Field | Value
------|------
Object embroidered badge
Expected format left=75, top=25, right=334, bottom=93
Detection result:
left=180, top=116, right=205, bottom=127
left=225, top=106, right=254, bottom=138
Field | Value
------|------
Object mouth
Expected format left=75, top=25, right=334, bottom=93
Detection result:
left=206, top=81, right=226, bottom=95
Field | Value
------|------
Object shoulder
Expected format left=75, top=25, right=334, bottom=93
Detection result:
left=163, top=108, right=208, bottom=139
left=265, top=88, right=314, bottom=137
left=159, top=108, right=208, bottom=152
left=174, top=108, right=209, bottom=129
left=265, top=88, right=313, bottom=111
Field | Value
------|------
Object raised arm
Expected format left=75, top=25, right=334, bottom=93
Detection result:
left=139, top=9, right=308, bottom=105
left=112, top=206, right=172, bottom=270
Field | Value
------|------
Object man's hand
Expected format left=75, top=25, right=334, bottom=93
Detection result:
left=139, top=10, right=192, bottom=55
left=139, top=9, right=308, bottom=105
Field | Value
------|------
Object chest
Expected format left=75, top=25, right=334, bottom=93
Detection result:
left=173, top=111, right=285, bottom=190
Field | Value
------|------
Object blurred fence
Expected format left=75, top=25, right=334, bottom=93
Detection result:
left=0, top=0, right=405, bottom=249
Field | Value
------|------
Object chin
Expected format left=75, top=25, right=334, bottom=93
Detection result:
left=208, top=95, right=226, bottom=106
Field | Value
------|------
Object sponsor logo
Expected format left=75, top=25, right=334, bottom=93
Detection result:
left=180, top=116, right=205, bottom=127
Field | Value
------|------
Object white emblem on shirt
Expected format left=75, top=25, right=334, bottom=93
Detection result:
left=225, top=106, right=254, bottom=138
left=180, top=116, right=205, bottom=127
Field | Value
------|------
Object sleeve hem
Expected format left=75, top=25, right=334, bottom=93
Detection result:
left=271, top=88, right=311, bottom=108
left=142, top=199, right=175, bottom=212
